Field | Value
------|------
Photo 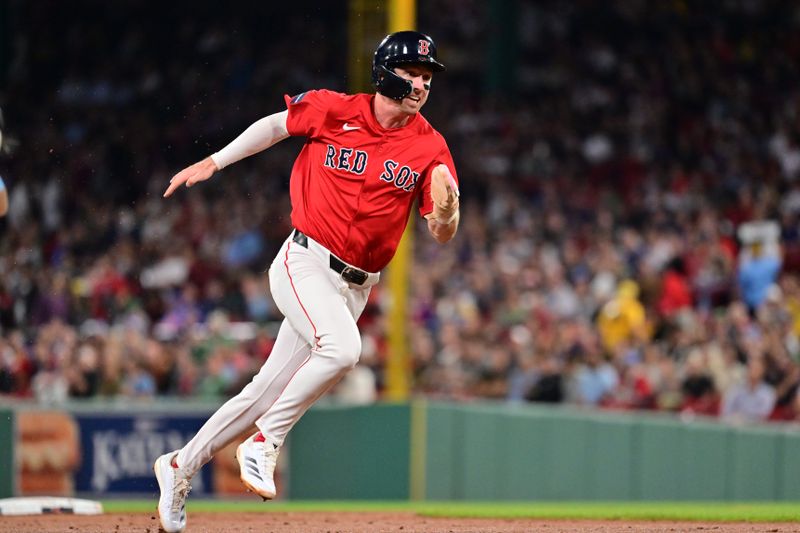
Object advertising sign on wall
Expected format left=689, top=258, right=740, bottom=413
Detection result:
left=15, top=408, right=272, bottom=497
left=73, top=414, right=212, bottom=494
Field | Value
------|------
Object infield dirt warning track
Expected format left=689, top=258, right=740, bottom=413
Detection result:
left=0, top=512, right=797, bottom=532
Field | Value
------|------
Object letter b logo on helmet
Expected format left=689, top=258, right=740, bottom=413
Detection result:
left=372, top=31, right=446, bottom=101
left=418, top=39, right=430, bottom=56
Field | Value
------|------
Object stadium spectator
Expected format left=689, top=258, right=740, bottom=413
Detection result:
left=737, top=240, right=782, bottom=314
left=721, top=357, right=777, bottom=423
left=657, top=257, right=693, bottom=319
left=570, top=347, right=619, bottom=406
left=595, top=279, right=647, bottom=353
left=679, top=348, right=720, bottom=417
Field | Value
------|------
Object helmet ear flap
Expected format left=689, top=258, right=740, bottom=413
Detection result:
left=373, top=64, right=413, bottom=100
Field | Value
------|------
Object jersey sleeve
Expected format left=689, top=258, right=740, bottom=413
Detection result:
left=418, top=141, right=459, bottom=218
left=283, top=89, right=337, bottom=138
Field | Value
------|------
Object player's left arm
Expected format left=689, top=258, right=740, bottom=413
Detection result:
left=424, top=163, right=459, bottom=243
left=426, top=209, right=459, bottom=243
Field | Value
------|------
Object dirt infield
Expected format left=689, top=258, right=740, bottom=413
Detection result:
left=0, top=512, right=797, bottom=533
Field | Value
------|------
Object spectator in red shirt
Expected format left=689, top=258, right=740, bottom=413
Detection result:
left=657, top=257, right=693, bottom=318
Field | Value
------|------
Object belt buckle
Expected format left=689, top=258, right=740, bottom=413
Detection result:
left=341, top=266, right=368, bottom=286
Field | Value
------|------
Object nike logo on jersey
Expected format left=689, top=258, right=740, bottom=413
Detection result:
left=342, top=123, right=361, bottom=131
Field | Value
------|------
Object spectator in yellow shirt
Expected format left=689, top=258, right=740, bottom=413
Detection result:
left=596, top=279, right=648, bottom=353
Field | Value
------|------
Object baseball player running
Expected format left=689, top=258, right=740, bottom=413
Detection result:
left=155, top=31, right=459, bottom=532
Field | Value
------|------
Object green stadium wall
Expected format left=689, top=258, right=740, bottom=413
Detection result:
left=288, top=401, right=800, bottom=501
left=288, top=403, right=411, bottom=500
left=0, top=408, right=14, bottom=498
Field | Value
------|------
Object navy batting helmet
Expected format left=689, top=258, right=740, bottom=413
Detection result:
left=372, top=31, right=446, bottom=101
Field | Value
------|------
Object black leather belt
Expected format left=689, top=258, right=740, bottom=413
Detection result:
left=292, top=230, right=369, bottom=286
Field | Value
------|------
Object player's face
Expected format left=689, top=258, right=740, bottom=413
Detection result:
left=394, top=65, right=433, bottom=114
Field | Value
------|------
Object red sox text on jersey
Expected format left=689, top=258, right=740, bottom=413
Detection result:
left=323, top=144, right=420, bottom=193
left=283, top=89, right=458, bottom=273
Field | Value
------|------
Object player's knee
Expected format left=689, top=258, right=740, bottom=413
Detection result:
left=316, top=328, right=361, bottom=369
left=334, top=333, right=361, bottom=369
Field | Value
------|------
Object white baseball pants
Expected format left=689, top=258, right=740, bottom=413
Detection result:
left=176, top=231, right=378, bottom=476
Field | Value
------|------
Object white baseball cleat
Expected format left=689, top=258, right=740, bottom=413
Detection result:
left=153, top=451, right=192, bottom=533
left=236, top=432, right=279, bottom=500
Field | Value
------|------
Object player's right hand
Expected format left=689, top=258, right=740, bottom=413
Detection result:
left=163, top=156, right=218, bottom=197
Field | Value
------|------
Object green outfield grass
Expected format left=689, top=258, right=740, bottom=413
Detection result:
left=101, top=500, right=800, bottom=522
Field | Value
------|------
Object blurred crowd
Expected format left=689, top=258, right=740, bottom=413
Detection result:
left=2, top=1, right=800, bottom=424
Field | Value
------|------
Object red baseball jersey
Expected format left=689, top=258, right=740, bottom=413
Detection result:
left=283, top=89, right=458, bottom=273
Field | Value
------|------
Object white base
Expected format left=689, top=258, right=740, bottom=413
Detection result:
left=0, top=497, right=103, bottom=516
